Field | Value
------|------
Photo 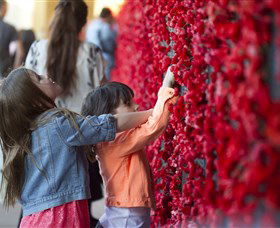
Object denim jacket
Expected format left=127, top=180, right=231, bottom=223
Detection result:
left=19, top=112, right=116, bottom=216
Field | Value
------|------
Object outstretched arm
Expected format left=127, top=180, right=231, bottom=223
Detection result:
left=55, top=109, right=152, bottom=147
left=99, top=66, right=177, bottom=157
left=114, top=109, right=153, bottom=133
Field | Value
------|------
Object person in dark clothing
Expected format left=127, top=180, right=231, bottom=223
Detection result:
left=17, top=29, right=36, bottom=64
left=86, top=8, right=117, bottom=80
left=88, top=160, right=104, bottom=227
left=0, top=0, right=18, bottom=78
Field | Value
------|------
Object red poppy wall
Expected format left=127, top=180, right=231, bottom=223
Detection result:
left=112, top=0, right=280, bottom=227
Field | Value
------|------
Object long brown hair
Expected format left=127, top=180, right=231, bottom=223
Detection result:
left=0, top=68, right=55, bottom=208
left=46, top=0, right=88, bottom=96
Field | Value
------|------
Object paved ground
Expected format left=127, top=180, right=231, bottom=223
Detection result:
left=0, top=203, right=21, bottom=228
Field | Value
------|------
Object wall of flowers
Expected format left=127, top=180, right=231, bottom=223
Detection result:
left=112, top=0, right=280, bottom=227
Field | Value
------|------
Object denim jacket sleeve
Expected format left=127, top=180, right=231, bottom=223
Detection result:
left=55, top=113, right=116, bottom=146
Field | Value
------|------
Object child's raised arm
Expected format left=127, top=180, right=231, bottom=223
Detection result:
left=55, top=109, right=153, bottom=147
left=114, top=109, right=152, bottom=133
left=112, top=64, right=175, bottom=133
left=98, top=66, right=177, bottom=156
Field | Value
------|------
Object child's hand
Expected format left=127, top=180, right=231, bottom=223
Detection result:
left=162, top=65, right=175, bottom=88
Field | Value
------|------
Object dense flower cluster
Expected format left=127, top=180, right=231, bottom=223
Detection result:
left=112, top=0, right=280, bottom=226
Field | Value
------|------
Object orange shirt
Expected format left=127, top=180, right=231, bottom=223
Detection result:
left=96, top=87, right=176, bottom=209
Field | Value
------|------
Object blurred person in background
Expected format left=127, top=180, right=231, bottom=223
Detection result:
left=0, top=0, right=22, bottom=78
left=86, top=7, right=117, bottom=80
left=25, top=1, right=107, bottom=226
left=0, top=1, right=23, bottom=224
left=25, top=0, right=106, bottom=113
left=16, top=29, right=35, bottom=65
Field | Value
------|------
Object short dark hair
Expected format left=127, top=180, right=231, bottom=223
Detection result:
left=81, top=82, right=134, bottom=116
left=99, top=7, right=112, bottom=18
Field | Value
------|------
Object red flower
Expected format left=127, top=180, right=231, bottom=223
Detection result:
left=113, top=0, right=280, bottom=226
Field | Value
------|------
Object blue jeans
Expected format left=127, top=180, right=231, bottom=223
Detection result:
left=99, top=206, right=151, bottom=228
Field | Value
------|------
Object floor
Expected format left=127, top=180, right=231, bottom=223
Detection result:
left=0, top=203, right=21, bottom=228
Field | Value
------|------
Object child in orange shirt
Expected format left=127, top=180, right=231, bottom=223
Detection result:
left=81, top=67, right=176, bottom=227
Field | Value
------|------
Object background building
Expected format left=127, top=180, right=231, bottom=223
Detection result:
left=4, top=0, right=124, bottom=39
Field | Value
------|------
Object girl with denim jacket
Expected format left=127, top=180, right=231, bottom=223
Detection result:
left=0, top=68, right=152, bottom=227
left=81, top=67, right=176, bottom=227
